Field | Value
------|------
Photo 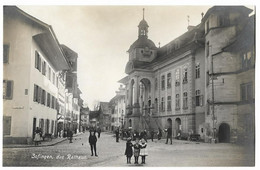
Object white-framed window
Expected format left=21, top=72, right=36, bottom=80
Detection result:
left=167, top=96, right=171, bottom=111
left=35, top=51, right=41, bottom=72
left=183, top=92, right=188, bottom=109
left=241, top=82, right=253, bottom=102
left=161, top=97, right=165, bottom=111
left=167, top=73, right=171, bottom=88
left=195, top=90, right=204, bottom=106
left=175, top=94, right=180, bottom=110
left=195, top=63, right=200, bottom=79
left=3, top=80, right=13, bottom=100
left=183, top=67, right=188, bottom=84
left=161, top=75, right=165, bottom=90
left=175, top=69, right=180, bottom=86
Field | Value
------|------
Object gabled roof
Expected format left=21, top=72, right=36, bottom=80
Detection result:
left=4, top=6, right=70, bottom=71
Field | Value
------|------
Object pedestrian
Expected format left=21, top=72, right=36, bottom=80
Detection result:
left=68, top=129, right=73, bottom=143
left=97, top=127, right=101, bottom=138
left=34, top=127, right=41, bottom=146
left=165, top=127, right=172, bottom=144
left=150, top=130, right=154, bottom=142
left=89, top=131, right=98, bottom=156
left=115, top=128, right=120, bottom=142
left=124, top=137, right=133, bottom=164
left=133, top=138, right=140, bottom=164
left=139, top=138, right=148, bottom=164
left=143, top=129, right=147, bottom=142
left=157, top=128, right=162, bottom=140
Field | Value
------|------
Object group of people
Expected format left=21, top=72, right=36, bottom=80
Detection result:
left=125, top=137, right=148, bottom=164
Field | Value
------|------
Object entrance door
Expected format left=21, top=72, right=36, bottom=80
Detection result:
left=32, top=118, right=36, bottom=139
left=218, top=123, right=230, bottom=143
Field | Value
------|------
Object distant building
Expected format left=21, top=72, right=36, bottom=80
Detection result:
left=119, top=6, right=255, bottom=144
left=80, top=106, right=90, bottom=132
left=109, top=85, right=126, bottom=131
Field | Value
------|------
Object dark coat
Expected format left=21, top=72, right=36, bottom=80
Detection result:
left=166, top=128, right=172, bottom=137
left=125, top=141, right=133, bottom=157
left=89, top=135, right=97, bottom=144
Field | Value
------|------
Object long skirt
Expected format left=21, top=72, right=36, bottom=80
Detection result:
left=34, top=133, right=41, bottom=142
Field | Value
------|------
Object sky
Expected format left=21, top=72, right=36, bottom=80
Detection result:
left=16, top=4, right=254, bottom=110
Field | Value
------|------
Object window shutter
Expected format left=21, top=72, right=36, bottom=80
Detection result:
left=3, top=116, right=11, bottom=135
left=33, top=84, right=37, bottom=101
left=37, top=86, right=41, bottom=103
left=5, top=80, right=13, bottom=100
left=200, top=95, right=204, bottom=106
left=3, top=45, right=9, bottom=63
left=38, top=57, right=41, bottom=72
left=35, top=51, right=38, bottom=69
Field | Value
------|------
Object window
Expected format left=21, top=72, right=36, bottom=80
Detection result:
left=51, top=120, right=54, bottom=134
left=161, top=97, right=165, bottom=111
left=39, top=119, right=44, bottom=131
left=205, top=20, right=209, bottom=33
left=167, top=73, right=171, bottom=88
left=3, top=44, right=10, bottom=63
left=41, top=89, right=46, bottom=105
left=47, top=93, right=51, bottom=107
left=155, top=78, right=158, bottom=90
left=242, top=51, right=254, bottom=70
left=161, top=75, right=165, bottom=90
left=206, top=41, right=209, bottom=57
left=3, top=80, right=13, bottom=100
left=183, top=92, right=188, bottom=109
left=218, top=14, right=230, bottom=27
left=48, top=66, right=51, bottom=80
left=241, top=83, right=253, bottom=102
left=167, top=96, right=171, bottom=111
left=33, top=84, right=38, bottom=102
left=183, top=67, right=188, bottom=84
left=46, top=119, right=50, bottom=134
left=37, top=86, right=42, bottom=103
left=195, top=63, right=200, bottom=79
left=3, top=116, right=11, bottom=135
left=167, top=45, right=172, bottom=54
left=195, top=90, right=204, bottom=106
left=42, top=61, right=46, bottom=76
left=175, top=69, right=180, bottom=86
left=51, top=96, right=55, bottom=109
left=175, top=94, right=180, bottom=110
left=52, top=72, right=55, bottom=84
left=35, top=51, right=41, bottom=72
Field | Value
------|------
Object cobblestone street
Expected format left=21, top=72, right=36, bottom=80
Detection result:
left=3, top=132, right=254, bottom=167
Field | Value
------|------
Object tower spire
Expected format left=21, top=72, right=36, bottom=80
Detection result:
left=143, top=8, right=145, bottom=20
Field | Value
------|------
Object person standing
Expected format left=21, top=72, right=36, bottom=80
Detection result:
left=115, top=128, right=120, bottom=142
left=139, top=138, right=148, bottom=164
left=68, top=129, right=73, bottom=143
left=157, top=128, right=162, bottom=140
left=124, top=137, right=133, bottom=164
left=34, top=127, right=41, bottom=146
left=89, top=131, right=98, bottom=156
left=97, top=127, right=101, bottom=138
left=133, top=138, right=140, bottom=164
left=165, top=127, right=172, bottom=144
left=150, top=130, right=154, bottom=142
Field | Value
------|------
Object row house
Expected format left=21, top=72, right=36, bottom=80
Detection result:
left=109, top=85, right=126, bottom=131
left=119, top=6, right=254, bottom=144
left=3, top=6, right=83, bottom=144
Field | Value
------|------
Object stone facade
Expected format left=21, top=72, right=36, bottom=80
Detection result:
left=119, top=6, right=254, bottom=143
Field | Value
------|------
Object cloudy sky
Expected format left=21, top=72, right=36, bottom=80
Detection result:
left=17, top=4, right=254, bottom=109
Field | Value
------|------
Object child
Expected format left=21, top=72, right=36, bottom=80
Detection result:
left=133, top=138, right=140, bottom=164
left=124, top=137, right=133, bottom=164
left=139, top=138, right=148, bottom=164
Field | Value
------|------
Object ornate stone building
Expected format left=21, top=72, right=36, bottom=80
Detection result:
left=119, top=6, right=254, bottom=143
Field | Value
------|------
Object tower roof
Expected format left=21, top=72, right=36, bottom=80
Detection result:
left=127, top=36, right=156, bottom=52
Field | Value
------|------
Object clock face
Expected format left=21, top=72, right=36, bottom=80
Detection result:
left=142, top=47, right=152, bottom=57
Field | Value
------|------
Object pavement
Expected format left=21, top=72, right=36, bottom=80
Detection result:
left=3, top=132, right=84, bottom=148
left=2, top=132, right=255, bottom=167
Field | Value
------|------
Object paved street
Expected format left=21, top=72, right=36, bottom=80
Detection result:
left=3, top=132, right=254, bottom=167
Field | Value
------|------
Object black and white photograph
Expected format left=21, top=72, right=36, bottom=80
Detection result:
left=1, top=0, right=257, bottom=167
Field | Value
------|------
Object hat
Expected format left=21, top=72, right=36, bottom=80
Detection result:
left=127, top=137, right=132, bottom=141
left=141, top=138, right=145, bottom=143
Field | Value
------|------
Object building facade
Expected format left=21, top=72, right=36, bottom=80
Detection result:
left=119, top=6, right=254, bottom=144
left=3, top=6, right=83, bottom=144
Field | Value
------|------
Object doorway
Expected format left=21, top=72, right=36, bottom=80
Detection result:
left=218, top=123, right=230, bottom=143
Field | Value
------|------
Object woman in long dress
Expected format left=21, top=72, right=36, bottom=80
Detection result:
left=34, top=127, right=41, bottom=146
